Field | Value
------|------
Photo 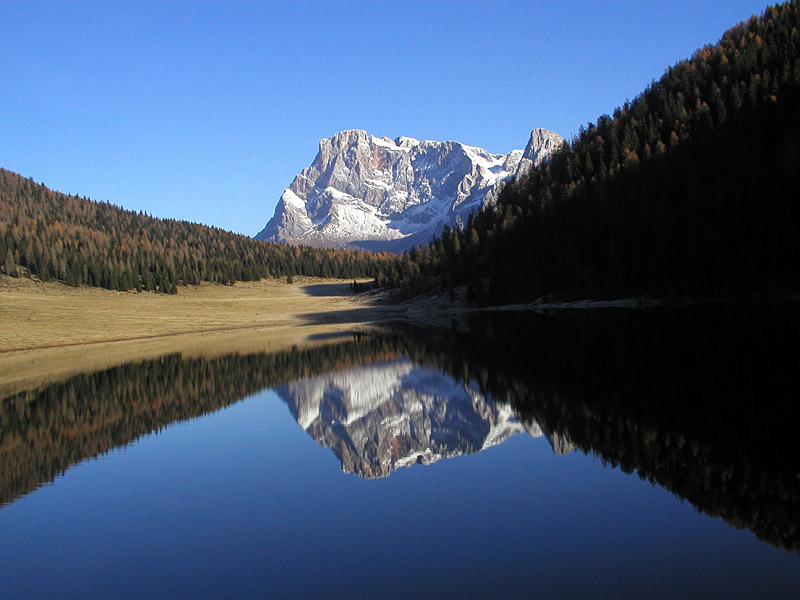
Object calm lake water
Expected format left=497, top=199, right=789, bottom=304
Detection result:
left=1, top=306, right=799, bottom=598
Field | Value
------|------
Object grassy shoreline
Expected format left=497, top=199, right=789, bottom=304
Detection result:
left=0, top=275, right=397, bottom=397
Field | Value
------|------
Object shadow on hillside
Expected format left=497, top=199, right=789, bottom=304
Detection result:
left=301, top=282, right=354, bottom=297
left=305, top=330, right=361, bottom=341
left=298, top=306, right=402, bottom=327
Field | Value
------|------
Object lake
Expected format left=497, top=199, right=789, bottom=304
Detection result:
left=1, top=306, right=799, bottom=598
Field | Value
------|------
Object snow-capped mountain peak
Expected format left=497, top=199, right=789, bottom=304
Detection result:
left=255, top=128, right=564, bottom=252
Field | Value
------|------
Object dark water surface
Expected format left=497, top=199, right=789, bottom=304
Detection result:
left=1, top=306, right=799, bottom=598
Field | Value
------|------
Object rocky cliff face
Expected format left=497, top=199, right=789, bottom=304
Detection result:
left=256, top=128, right=563, bottom=252
left=273, top=358, right=573, bottom=478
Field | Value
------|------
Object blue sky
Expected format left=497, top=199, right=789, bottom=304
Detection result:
left=1, top=1, right=771, bottom=236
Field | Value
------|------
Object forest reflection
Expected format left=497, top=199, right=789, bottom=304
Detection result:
left=1, top=304, right=798, bottom=552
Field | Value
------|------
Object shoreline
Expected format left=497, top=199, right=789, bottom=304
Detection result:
left=4, top=275, right=797, bottom=397
left=0, top=276, right=399, bottom=398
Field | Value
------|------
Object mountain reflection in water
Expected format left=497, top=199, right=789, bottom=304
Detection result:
left=1, top=304, right=799, bottom=555
left=276, top=358, right=572, bottom=478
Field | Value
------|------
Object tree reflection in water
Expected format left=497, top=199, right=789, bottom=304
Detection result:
left=1, top=304, right=798, bottom=551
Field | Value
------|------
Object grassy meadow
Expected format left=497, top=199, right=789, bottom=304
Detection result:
left=0, top=276, right=394, bottom=397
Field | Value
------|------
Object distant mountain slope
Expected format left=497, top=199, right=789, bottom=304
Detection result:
left=390, top=1, right=800, bottom=303
left=256, top=128, right=563, bottom=252
left=0, top=168, right=396, bottom=292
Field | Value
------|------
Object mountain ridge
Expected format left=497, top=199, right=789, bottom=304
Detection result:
left=256, top=128, right=563, bottom=252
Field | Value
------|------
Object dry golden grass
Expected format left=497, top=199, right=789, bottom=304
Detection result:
left=0, top=275, right=400, bottom=397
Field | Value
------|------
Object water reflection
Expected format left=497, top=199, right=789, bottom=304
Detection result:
left=396, top=305, right=800, bottom=553
left=1, top=304, right=799, bottom=554
left=0, top=338, right=405, bottom=506
left=276, top=358, right=572, bottom=478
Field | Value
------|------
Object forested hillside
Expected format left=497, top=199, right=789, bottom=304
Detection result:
left=0, top=169, right=398, bottom=292
left=392, top=1, right=800, bottom=303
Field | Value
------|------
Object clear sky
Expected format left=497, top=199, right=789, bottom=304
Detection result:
left=1, top=0, right=772, bottom=236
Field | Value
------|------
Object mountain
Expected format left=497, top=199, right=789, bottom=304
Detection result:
left=274, top=358, right=572, bottom=478
left=256, top=128, right=563, bottom=252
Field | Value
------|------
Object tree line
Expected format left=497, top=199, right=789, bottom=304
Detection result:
left=386, top=1, right=800, bottom=303
left=0, top=168, right=400, bottom=293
